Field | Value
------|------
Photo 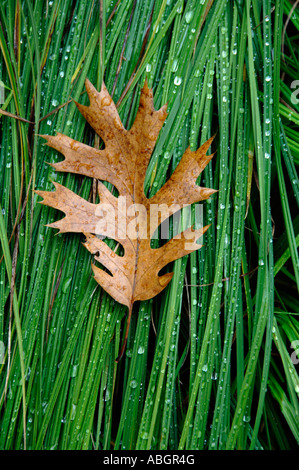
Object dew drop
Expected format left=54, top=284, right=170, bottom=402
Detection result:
left=113, top=117, right=123, bottom=129
left=102, top=96, right=112, bottom=107
left=130, top=379, right=138, bottom=389
left=185, top=10, right=194, bottom=24
left=174, top=76, right=182, bottom=86
left=71, top=364, right=78, bottom=378
left=171, top=59, right=178, bottom=73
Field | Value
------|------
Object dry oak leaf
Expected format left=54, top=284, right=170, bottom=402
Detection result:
left=36, top=79, right=216, bottom=357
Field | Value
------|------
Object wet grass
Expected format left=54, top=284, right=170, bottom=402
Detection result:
left=0, top=0, right=298, bottom=450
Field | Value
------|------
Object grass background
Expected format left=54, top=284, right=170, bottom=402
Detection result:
left=0, top=0, right=298, bottom=450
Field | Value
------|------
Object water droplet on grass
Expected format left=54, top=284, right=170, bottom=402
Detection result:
left=185, top=11, right=194, bottom=23
left=130, top=379, right=138, bottom=388
left=174, top=76, right=182, bottom=86
left=171, top=59, right=178, bottom=72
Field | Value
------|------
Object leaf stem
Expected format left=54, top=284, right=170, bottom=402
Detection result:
left=116, top=302, right=133, bottom=362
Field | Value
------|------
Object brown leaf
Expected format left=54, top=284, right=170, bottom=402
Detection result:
left=36, top=78, right=216, bottom=359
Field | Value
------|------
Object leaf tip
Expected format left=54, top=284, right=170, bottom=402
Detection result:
left=38, top=134, right=50, bottom=143
left=158, top=272, right=174, bottom=288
